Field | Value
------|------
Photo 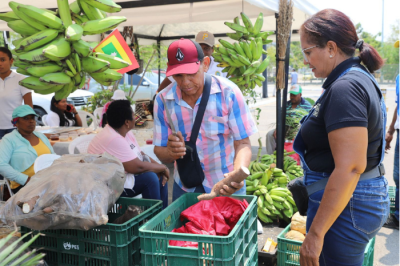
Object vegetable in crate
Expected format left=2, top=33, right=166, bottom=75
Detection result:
left=111, top=205, right=141, bottom=224
left=197, top=166, right=250, bottom=201
left=0, top=153, right=125, bottom=231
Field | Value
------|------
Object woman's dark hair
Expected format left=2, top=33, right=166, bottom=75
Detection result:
left=106, top=100, right=133, bottom=129
left=0, top=47, right=12, bottom=60
left=301, top=9, right=384, bottom=73
left=50, top=96, right=76, bottom=126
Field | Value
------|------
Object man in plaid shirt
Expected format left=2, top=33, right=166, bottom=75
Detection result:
left=153, top=38, right=257, bottom=200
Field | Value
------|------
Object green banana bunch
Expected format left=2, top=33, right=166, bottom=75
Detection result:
left=1, top=0, right=126, bottom=99
left=246, top=152, right=300, bottom=223
left=214, top=11, right=272, bottom=93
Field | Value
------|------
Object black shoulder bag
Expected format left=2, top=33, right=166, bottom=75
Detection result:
left=176, top=74, right=212, bottom=188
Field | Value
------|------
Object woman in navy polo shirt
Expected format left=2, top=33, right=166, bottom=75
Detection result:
left=296, top=9, right=389, bottom=266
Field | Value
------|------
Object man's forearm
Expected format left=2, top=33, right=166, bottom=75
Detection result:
left=233, top=142, right=252, bottom=172
left=388, top=107, right=398, bottom=135
left=154, top=146, right=175, bottom=164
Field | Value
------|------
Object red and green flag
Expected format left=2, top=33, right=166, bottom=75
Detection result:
left=94, top=29, right=139, bottom=74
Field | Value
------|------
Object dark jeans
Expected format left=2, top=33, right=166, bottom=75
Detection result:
left=121, top=172, right=168, bottom=209
left=394, top=129, right=399, bottom=221
left=0, top=128, right=14, bottom=139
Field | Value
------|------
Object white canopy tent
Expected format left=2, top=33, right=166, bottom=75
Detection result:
left=0, top=0, right=318, bottom=44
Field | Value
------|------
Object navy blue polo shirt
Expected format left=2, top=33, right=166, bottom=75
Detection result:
left=300, top=57, right=383, bottom=173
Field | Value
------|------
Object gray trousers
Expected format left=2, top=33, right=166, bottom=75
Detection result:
left=265, top=129, right=276, bottom=155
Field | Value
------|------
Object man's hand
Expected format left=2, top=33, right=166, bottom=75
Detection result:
left=385, top=132, right=394, bottom=150
left=167, top=131, right=186, bottom=160
left=219, top=172, right=244, bottom=196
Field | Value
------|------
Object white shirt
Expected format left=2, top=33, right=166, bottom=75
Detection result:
left=46, top=110, right=76, bottom=127
left=0, top=72, right=31, bottom=129
left=167, top=56, right=227, bottom=83
left=207, top=56, right=227, bottom=78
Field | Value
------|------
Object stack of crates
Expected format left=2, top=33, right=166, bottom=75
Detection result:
left=21, top=197, right=162, bottom=266
left=139, top=193, right=258, bottom=265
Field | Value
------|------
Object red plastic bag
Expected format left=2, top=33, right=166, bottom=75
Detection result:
left=169, top=197, right=248, bottom=247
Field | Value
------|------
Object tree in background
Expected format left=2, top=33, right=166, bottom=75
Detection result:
left=138, top=44, right=168, bottom=72
left=290, top=41, right=305, bottom=71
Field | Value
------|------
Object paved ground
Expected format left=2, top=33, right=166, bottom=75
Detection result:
left=164, top=83, right=399, bottom=265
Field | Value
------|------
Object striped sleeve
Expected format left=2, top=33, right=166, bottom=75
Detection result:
left=227, top=87, right=258, bottom=140
left=153, top=94, right=171, bottom=147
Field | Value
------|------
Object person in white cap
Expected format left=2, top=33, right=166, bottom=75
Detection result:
left=157, top=31, right=227, bottom=93
left=100, top=90, right=128, bottom=127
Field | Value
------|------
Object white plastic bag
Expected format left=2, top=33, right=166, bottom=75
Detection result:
left=0, top=153, right=125, bottom=231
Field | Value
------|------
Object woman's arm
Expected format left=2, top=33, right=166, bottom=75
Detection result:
left=0, top=139, right=29, bottom=185
left=300, top=127, right=368, bottom=266
left=70, top=106, right=82, bottom=127
left=122, top=157, right=168, bottom=176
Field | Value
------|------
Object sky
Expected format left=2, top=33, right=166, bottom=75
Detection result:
left=306, top=0, right=399, bottom=41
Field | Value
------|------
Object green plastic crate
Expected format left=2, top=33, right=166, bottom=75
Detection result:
left=277, top=223, right=376, bottom=266
left=21, top=197, right=162, bottom=266
left=139, top=193, right=258, bottom=266
left=389, top=186, right=396, bottom=214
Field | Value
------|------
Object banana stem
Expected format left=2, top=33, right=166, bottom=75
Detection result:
left=129, top=50, right=156, bottom=98
left=256, top=137, right=262, bottom=162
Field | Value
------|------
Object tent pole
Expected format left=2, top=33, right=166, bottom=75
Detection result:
left=157, top=24, right=165, bottom=87
left=277, top=33, right=291, bottom=167
left=275, top=13, right=284, bottom=169
left=262, top=44, right=268, bottom=98
left=157, top=39, right=161, bottom=86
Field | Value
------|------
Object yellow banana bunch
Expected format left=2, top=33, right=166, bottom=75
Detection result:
left=213, top=12, right=272, bottom=94
left=1, top=0, right=128, bottom=98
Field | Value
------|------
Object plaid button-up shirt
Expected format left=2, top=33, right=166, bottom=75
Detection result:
left=153, top=76, right=257, bottom=193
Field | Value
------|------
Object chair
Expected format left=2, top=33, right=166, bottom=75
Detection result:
left=0, top=177, right=14, bottom=199
left=77, top=110, right=98, bottom=130
left=93, top=107, right=104, bottom=127
left=41, top=114, right=48, bottom=126
left=68, top=134, right=96, bottom=154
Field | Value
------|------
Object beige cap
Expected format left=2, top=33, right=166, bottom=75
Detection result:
left=195, top=31, right=215, bottom=47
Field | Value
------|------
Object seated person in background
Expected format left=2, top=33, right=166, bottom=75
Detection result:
left=0, top=105, right=55, bottom=194
left=88, top=100, right=169, bottom=209
left=100, top=90, right=127, bottom=128
left=265, top=85, right=312, bottom=154
left=46, top=96, right=82, bottom=127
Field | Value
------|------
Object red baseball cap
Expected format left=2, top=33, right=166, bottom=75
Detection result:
left=166, top=38, right=205, bottom=76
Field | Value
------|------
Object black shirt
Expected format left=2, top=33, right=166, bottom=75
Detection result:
left=300, top=57, right=383, bottom=173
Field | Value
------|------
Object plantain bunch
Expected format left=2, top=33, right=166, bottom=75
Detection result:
left=213, top=12, right=273, bottom=94
left=0, top=0, right=129, bottom=100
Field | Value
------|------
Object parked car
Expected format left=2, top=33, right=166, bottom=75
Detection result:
left=88, top=71, right=166, bottom=101
left=11, top=69, right=94, bottom=125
